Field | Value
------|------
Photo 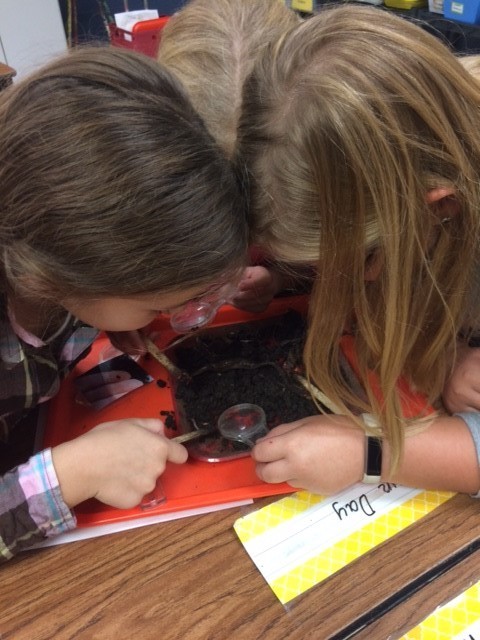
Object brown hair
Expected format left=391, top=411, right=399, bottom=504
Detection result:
left=157, top=0, right=298, bottom=158
left=239, top=5, right=480, bottom=467
left=0, top=46, right=248, bottom=301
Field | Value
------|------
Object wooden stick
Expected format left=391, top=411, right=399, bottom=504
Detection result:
left=161, top=333, right=193, bottom=352
left=144, top=337, right=187, bottom=380
left=171, top=428, right=214, bottom=444
left=295, top=374, right=341, bottom=415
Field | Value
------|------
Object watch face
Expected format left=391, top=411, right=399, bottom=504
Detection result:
left=365, top=436, right=382, bottom=477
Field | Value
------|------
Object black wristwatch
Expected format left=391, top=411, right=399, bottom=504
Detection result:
left=361, top=414, right=383, bottom=484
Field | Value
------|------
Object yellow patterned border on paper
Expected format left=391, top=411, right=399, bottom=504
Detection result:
left=235, top=489, right=454, bottom=604
left=235, top=491, right=324, bottom=544
left=400, top=582, right=480, bottom=639
left=271, top=491, right=451, bottom=603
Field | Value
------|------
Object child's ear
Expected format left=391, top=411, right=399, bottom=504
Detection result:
left=425, top=187, right=460, bottom=221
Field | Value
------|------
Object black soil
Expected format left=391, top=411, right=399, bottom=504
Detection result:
left=172, top=311, right=322, bottom=435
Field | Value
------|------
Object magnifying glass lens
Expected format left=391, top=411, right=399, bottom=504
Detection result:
left=217, top=403, right=268, bottom=448
left=169, top=300, right=218, bottom=333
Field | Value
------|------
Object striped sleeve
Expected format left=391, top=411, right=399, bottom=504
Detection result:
left=0, top=448, right=76, bottom=561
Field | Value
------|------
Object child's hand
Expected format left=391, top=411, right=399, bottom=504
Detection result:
left=107, top=330, right=147, bottom=356
left=443, top=344, right=480, bottom=412
left=231, top=266, right=284, bottom=313
left=251, top=415, right=364, bottom=495
left=52, top=418, right=188, bottom=509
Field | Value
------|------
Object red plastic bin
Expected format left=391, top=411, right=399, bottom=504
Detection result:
left=108, top=16, right=169, bottom=59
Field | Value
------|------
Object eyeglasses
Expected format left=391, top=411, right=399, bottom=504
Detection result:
left=169, top=281, right=238, bottom=333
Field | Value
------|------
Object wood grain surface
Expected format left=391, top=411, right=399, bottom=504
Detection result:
left=354, top=546, right=480, bottom=640
left=0, top=493, right=478, bottom=640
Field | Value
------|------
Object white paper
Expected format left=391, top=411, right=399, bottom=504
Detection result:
left=234, top=483, right=454, bottom=603
left=242, top=483, right=418, bottom=583
left=32, top=499, right=253, bottom=549
left=114, top=10, right=159, bottom=33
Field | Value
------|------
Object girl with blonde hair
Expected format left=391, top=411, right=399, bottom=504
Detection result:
left=157, top=0, right=298, bottom=159
left=158, top=0, right=305, bottom=313
left=239, top=5, right=480, bottom=496
left=0, top=46, right=248, bottom=560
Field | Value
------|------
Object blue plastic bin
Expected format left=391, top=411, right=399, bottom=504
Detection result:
left=444, top=0, right=480, bottom=24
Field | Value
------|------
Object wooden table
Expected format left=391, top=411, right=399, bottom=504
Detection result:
left=0, top=492, right=478, bottom=639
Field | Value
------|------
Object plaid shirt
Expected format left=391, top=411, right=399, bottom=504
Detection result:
left=0, top=301, right=98, bottom=560
left=0, top=449, right=76, bottom=560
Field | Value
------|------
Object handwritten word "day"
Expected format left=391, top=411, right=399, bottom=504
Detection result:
left=332, top=483, right=397, bottom=521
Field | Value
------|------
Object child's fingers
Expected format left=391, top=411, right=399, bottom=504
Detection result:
left=131, top=418, right=166, bottom=435
left=133, top=419, right=188, bottom=463
left=251, top=433, right=291, bottom=463
left=255, top=459, right=291, bottom=484
left=107, top=330, right=147, bottom=355
left=166, top=440, right=189, bottom=464
left=255, top=420, right=307, bottom=443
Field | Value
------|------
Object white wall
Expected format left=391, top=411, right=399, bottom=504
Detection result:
left=0, top=0, right=67, bottom=78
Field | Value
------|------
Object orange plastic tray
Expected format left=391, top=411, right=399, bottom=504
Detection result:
left=43, top=296, right=310, bottom=527
left=108, top=17, right=169, bottom=59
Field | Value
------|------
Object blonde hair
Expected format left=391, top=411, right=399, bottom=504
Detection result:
left=157, top=0, right=298, bottom=158
left=459, top=53, right=480, bottom=77
left=0, top=47, right=248, bottom=302
left=239, top=5, right=480, bottom=467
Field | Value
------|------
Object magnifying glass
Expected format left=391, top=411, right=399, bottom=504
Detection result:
left=217, top=403, right=268, bottom=448
left=169, top=282, right=239, bottom=334
left=169, top=298, right=221, bottom=334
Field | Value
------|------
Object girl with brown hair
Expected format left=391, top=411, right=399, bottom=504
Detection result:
left=0, top=46, right=247, bottom=559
